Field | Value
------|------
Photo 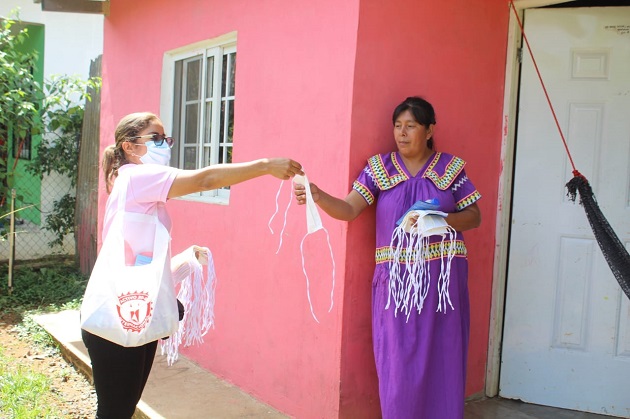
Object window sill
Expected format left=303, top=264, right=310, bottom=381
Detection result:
left=173, top=193, right=229, bottom=206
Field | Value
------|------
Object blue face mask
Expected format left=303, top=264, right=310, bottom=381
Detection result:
left=139, top=142, right=172, bottom=166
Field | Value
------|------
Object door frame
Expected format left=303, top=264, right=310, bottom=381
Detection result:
left=486, top=0, right=575, bottom=398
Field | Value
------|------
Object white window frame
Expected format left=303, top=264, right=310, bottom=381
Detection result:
left=160, top=32, right=237, bottom=205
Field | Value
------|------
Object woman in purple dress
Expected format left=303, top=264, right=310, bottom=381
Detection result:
left=294, top=97, right=481, bottom=418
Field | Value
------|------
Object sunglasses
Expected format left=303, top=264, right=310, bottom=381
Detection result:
left=131, top=133, right=175, bottom=149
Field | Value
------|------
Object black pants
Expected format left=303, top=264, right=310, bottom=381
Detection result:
left=81, top=329, right=157, bottom=419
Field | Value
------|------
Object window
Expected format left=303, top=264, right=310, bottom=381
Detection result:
left=162, top=33, right=237, bottom=204
left=13, top=133, right=32, bottom=160
left=14, top=65, right=36, bottom=160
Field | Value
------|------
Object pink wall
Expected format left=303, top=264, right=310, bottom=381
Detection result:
left=99, top=0, right=509, bottom=417
left=174, top=3, right=360, bottom=417
left=100, top=0, right=360, bottom=417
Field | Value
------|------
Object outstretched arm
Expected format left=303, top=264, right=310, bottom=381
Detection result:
left=168, top=158, right=303, bottom=199
left=294, top=183, right=368, bottom=221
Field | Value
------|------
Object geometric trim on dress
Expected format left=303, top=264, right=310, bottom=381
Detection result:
left=363, top=152, right=467, bottom=192
left=367, top=153, right=409, bottom=191
left=424, top=152, right=466, bottom=191
left=375, top=240, right=467, bottom=264
left=456, top=190, right=481, bottom=211
left=353, top=152, right=479, bottom=208
left=352, top=180, right=375, bottom=205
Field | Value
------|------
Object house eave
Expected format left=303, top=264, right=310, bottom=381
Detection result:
left=38, top=0, right=110, bottom=16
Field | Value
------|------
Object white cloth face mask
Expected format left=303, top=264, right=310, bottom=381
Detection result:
left=268, top=172, right=335, bottom=323
left=399, top=210, right=449, bottom=234
left=139, top=142, right=172, bottom=166
left=292, top=174, right=324, bottom=234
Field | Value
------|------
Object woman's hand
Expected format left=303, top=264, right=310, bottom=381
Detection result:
left=294, top=181, right=367, bottom=221
left=267, top=158, right=304, bottom=180
left=294, top=182, right=320, bottom=205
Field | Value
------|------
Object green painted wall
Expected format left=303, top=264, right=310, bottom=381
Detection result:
left=9, top=23, right=44, bottom=225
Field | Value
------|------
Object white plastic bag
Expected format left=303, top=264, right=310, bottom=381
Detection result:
left=80, top=173, right=179, bottom=347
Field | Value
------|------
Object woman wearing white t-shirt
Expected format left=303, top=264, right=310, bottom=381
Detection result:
left=81, top=112, right=303, bottom=419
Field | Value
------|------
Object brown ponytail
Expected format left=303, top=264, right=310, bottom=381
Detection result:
left=102, top=112, right=160, bottom=194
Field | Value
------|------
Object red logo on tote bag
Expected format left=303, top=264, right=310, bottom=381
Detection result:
left=116, top=291, right=153, bottom=333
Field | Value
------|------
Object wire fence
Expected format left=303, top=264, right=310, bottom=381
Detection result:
left=1, top=171, right=76, bottom=262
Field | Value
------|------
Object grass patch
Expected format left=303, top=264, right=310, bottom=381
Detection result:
left=0, top=348, right=64, bottom=418
left=0, top=261, right=89, bottom=418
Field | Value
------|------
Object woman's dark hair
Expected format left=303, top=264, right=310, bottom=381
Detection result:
left=392, top=96, right=436, bottom=149
left=102, top=112, right=160, bottom=193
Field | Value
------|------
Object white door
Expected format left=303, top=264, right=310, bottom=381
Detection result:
left=500, top=7, right=630, bottom=417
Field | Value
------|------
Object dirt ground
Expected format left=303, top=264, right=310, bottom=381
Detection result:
left=0, top=312, right=97, bottom=419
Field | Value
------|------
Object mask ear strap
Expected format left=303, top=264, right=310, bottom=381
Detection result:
left=161, top=246, right=216, bottom=366
left=293, top=172, right=336, bottom=322
left=267, top=175, right=336, bottom=323
left=267, top=180, right=293, bottom=254
left=267, top=180, right=283, bottom=234
left=388, top=211, right=456, bottom=319
left=299, top=223, right=336, bottom=323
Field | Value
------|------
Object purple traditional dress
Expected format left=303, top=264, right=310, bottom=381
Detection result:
left=353, top=151, right=481, bottom=419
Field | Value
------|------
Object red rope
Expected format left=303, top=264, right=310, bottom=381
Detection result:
left=508, top=1, right=582, bottom=178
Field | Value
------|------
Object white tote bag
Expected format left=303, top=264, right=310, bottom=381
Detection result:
left=80, top=173, right=179, bottom=347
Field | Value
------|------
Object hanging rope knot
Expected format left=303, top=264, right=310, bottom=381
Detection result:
left=565, top=172, right=592, bottom=205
